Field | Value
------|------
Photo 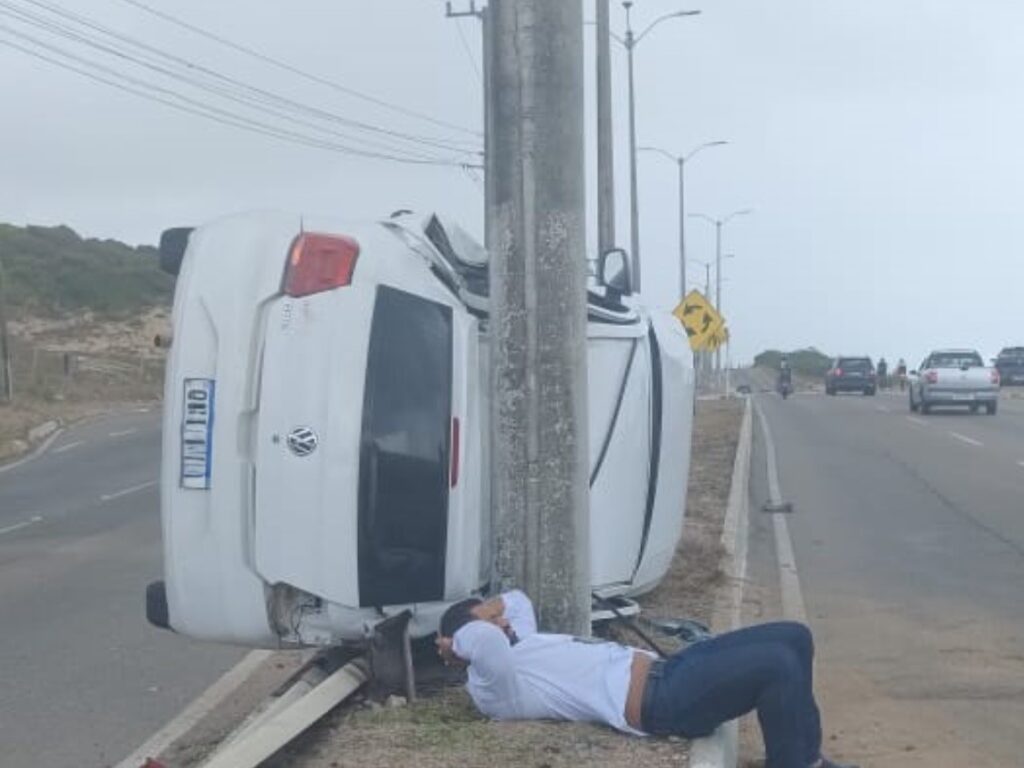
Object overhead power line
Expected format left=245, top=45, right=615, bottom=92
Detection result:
left=116, top=0, right=482, bottom=138
left=2, top=0, right=481, bottom=158
left=0, top=25, right=476, bottom=167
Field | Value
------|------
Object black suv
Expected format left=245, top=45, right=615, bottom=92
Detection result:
left=825, top=356, right=877, bottom=396
left=994, top=347, right=1024, bottom=386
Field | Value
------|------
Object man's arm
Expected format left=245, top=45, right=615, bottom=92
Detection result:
left=452, top=620, right=515, bottom=686
left=500, top=590, right=538, bottom=639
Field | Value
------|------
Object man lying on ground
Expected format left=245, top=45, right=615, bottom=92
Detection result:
left=436, top=589, right=856, bottom=768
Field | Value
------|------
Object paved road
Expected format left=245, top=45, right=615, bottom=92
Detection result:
left=745, top=384, right=1024, bottom=766
left=0, top=409, right=244, bottom=768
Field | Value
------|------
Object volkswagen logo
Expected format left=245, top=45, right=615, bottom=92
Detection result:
left=286, top=427, right=319, bottom=457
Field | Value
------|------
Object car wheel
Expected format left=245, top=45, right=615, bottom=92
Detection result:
left=969, top=404, right=980, bottom=414
left=865, top=387, right=876, bottom=396
left=986, top=402, right=997, bottom=415
left=920, top=400, right=931, bottom=415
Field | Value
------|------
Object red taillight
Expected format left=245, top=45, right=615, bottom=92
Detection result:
left=835, top=368, right=843, bottom=377
left=925, top=370, right=938, bottom=384
left=283, top=233, right=360, bottom=297
left=450, top=417, right=460, bottom=488
left=991, top=369, right=1001, bottom=385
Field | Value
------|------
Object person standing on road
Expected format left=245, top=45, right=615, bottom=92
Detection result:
left=877, top=358, right=888, bottom=389
left=896, top=358, right=908, bottom=391
left=437, top=590, right=858, bottom=768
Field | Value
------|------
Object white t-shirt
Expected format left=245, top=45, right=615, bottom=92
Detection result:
left=452, top=590, right=647, bottom=735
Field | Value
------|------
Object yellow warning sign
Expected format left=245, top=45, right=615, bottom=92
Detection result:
left=672, top=290, right=726, bottom=351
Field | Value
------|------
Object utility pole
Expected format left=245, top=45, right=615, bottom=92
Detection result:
left=489, top=0, right=590, bottom=635
left=714, top=218, right=722, bottom=371
left=444, top=2, right=495, bottom=249
left=623, top=1, right=641, bottom=291
left=0, top=254, right=12, bottom=404
left=596, top=0, right=615, bottom=255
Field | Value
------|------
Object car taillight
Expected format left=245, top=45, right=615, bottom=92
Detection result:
left=450, top=417, right=460, bottom=488
left=835, top=368, right=843, bottom=377
left=283, top=233, right=360, bottom=297
left=925, top=370, right=938, bottom=384
left=991, top=369, right=1001, bottom=385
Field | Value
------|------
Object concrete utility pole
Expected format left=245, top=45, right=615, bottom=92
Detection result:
left=444, top=2, right=495, bottom=250
left=489, top=0, right=590, bottom=635
left=0, top=254, right=12, bottom=403
left=595, top=0, right=615, bottom=256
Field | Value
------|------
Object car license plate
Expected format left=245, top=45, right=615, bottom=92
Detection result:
left=181, top=378, right=215, bottom=490
left=952, top=393, right=974, bottom=401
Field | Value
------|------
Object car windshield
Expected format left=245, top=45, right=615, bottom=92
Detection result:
left=930, top=352, right=983, bottom=368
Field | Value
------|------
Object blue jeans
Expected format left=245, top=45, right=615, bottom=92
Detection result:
left=641, top=622, right=822, bottom=768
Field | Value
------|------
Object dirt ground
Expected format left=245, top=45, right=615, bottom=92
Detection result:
left=263, top=399, right=745, bottom=768
left=0, top=309, right=169, bottom=461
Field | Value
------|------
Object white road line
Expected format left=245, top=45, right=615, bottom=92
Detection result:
left=100, top=480, right=157, bottom=502
left=755, top=400, right=809, bottom=624
left=113, top=650, right=274, bottom=768
left=0, top=428, right=64, bottom=474
left=949, top=431, right=983, bottom=448
left=906, top=416, right=928, bottom=427
left=0, top=515, right=43, bottom=537
left=52, top=440, right=84, bottom=454
left=108, top=428, right=138, bottom=438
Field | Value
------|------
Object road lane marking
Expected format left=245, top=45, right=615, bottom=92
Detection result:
left=0, top=515, right=43, bottom=537
left=906, top=416, right=928, bottom=427
left=52, top=440, right=84, bottom=454
left=113, top=650, right=275, bottom=768
left=754, top=400, right=808, bottom=623
left=100, top=480, right=157, bottom=502
left=949, top=431, right=983, bottom=448
left=109, top=428, right=138, bottom=438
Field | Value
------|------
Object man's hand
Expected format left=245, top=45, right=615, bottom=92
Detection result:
left=435, top=635, right=461, bottom=666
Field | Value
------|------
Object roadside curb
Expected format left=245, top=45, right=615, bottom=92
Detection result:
left=689, top=396, right=752, bottom=768
left=0, top=419, right=63, bottom=474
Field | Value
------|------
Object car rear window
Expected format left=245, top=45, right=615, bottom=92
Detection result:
left=838, top=358, right=872, bottom=370
left=930, top=352, right=983, bottom=368
left=358, top=286, right=453, bottom=608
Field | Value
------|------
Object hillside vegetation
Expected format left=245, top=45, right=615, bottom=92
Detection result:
left=0, top=222, right=173, bottom=316
left=754, top=347, right=832, bottom=377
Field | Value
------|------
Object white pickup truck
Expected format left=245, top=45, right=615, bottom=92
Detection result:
left=909, top=349, right=1000, bottom=415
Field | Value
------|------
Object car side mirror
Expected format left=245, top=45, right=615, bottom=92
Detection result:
left=598, top=247, right=632, bottom=299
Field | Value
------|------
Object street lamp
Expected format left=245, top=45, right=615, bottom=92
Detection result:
left=621, top=2, right=701, bottom=292
left=689, top=209, right=752, bottom=370
left=640, top=140, right=727, bottom=299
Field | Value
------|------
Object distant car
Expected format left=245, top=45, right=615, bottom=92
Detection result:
left=994, top=347, right=1024, bottom=386
left=909, top=349, right=999, bottom=414
left=825, top=356, right=877, bottom=396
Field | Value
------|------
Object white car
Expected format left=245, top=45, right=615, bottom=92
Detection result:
left=909, top=349, right=999, bottom=415
left=147, top=211, right=694, bottom=648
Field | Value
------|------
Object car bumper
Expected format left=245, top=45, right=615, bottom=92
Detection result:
left=921, top=389, right=998, bottom=404
left=829, top=378, right=876, bottom=390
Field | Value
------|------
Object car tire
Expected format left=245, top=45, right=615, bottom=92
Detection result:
left=970, top=404, right=980, bottom=414
left=865, top=387, right=876, bottom=396
left=909, top=392, right=918, bottom=412
left=826, top=387, right=835, bottom=396
left=986, top=402, right=997, bottom=415
left=920, top=400, right=931, bottom=415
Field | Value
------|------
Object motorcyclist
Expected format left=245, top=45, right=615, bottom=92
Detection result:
left=778, top=355, right=793, bottom=394
left=896, top=358, right=908, bottom=391
left=877, top=357, right=888, bottom=389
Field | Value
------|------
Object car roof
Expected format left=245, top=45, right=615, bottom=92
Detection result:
left=929, top=348, right=980, bottom=354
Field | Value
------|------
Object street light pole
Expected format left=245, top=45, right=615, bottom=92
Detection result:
left=624, top=1, right=640, bottom=290
left=621, top=5, right=701, bottom=293
left=640, top=141, right=726, bottom=299
left=690, top=208, right=752, bottom=370
left=596, top=0, right=615, bottom=255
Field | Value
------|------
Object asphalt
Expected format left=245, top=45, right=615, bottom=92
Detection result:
left=745, top=382, right=1024, bottom=766
left=0, top=409, right=245, bottom=768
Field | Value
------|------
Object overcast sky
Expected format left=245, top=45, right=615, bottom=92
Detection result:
left=1, top=0, right=1022, bottom=364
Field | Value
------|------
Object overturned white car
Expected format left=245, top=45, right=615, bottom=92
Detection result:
left=147, top=211, right=694, bottom=648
